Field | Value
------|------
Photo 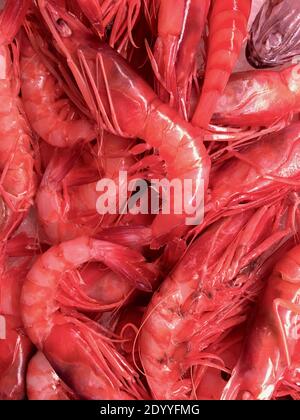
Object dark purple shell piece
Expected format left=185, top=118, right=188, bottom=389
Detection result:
left=247, top=0, right=300, bottom=68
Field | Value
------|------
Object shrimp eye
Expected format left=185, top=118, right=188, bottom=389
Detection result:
left=56, top=18, right=72, bottom=37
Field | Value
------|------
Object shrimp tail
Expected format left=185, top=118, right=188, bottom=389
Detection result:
left=0, top=0, right=31, bottom=45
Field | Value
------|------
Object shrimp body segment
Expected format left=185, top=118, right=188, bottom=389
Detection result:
left=192, top=0, right=252, bottom=128
left=27, top=351, right=77, bottom=400
left=140, top=205, right=289, bottom=399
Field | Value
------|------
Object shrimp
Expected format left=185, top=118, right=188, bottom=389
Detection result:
left=212, top=63, right=300, bottom=128
left=35, top=0, right=211, bottom=247
left=222, top=244, right=300, bottom=400
left=192, top=0, right=252, bottom=128
left=0, top=0, right=31, bottom=45
left=21, top=236, right=154, bottom=399
left=0, top=7, right=36, bottom=240
left=20, top=31, right=96, bottom=148
left=201, top=123, right=300, bottom=232
left=139, top=203, right=291, bottom=399
left=27, top=352, right=78, bottom=400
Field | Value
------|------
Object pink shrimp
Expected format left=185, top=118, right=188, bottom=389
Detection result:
left=20, top=30, right=96, bottom=148
left=27, top=352, right=78, bottom=400
left=192, top=0, right=252, bottom=128
left=0, top=7, right=36, bottom=240
left=0, top=0, right=31, bottom=45
left=139, top=203, right=292, bottom=399
left=21, top=236, right=155, bottom=399
left=222, top=244, right=300, bottom=400
left=35, top=0, right=211, bottom=247
left=211, top=63, right=300, bottom=128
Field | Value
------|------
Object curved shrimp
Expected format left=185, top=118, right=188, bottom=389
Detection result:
left=192, top=0, right=252, bottom=128
left=222, top=244, right=300, bottom=400
left=139, top=203, right=291, bottom=399
left=0, top=6, right=36, bottom=240
left=27, top=352, right=78, bottom=400
left=20, top=31, right=96, bottom=148
left=21, top=236, right=154, bottom=400
left=211, top=63, right=300, bottom=128
left=35, top=0, right=211, bottom=247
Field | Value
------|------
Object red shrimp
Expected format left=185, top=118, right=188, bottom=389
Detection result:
left=212, top=63, right=300, bottom=128
left=192, top=0, right=252, bottom=128
left=27, top=352, right=78, bottom=400
left=201, top=122, right=300, bottom=232
left=0, top=0, right=31, bottom=45
left=0, top=9, right=36, bottom=240
left=139, top=204, right=291, bottom=399
left=222, top=244, right=300, bottom=400
left=21, top=236, right=155, bottom=399
left=20, top=31, right=96, bottom=147
left=35, top=0, right=211, bottom=247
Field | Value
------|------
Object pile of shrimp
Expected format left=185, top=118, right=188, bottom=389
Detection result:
left=1, top=0, right=300, bottom=401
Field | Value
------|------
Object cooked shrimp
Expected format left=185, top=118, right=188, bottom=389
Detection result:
left=222, top=244, right=300, bottom=400
left=192, top=0, right=252, bottom=128
left=21, top=236, right=154, bottom=399
left=201, top=123, right=300, bottom=233
left=140, top=204, right=291, bottom=399
left=27, top=352, right=78, bottom=400
left=36, top=0, right=211, bottom=247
